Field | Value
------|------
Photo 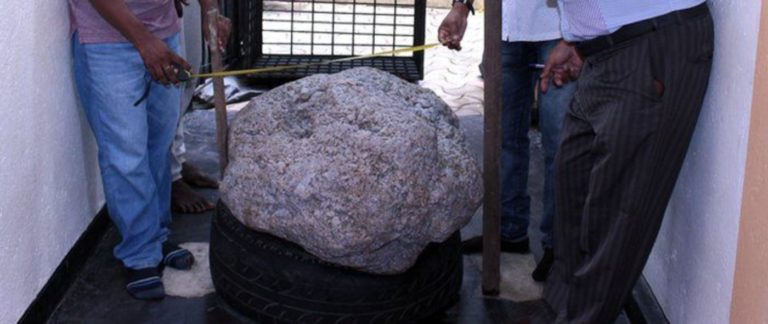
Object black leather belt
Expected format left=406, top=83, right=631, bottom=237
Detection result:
left=576, top=3, right=710, bottom=57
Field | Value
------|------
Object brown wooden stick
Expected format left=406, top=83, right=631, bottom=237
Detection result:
left=206, top=8, right=229, bottom=178
left=482, top=0, right=502, bottom=296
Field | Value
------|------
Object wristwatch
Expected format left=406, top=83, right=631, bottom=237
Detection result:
left=452, top=0, right=475, bottom=15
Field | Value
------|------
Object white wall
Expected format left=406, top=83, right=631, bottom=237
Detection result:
left=644, top=1, right=762, bottom=323
left=0, top=1, right=104, bottom=323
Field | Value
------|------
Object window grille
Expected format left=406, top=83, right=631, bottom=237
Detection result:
left=220, top=0, right=427, bottom=84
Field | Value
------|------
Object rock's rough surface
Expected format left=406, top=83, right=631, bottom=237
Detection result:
left=220, top=67, right=482, bottom=274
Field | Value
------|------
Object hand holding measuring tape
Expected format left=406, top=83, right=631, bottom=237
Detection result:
left=133, top=43, right=441, bottom=106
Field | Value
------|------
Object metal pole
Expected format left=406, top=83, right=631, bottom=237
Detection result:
left=482, top=0, right=502, bottom=296
left=207, top=8, right=229, bottom=178
left=413, top=0, right=427, bottom=79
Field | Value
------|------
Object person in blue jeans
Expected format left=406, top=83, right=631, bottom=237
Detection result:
left=439, top=0, right=575, bottom=281
left=170, top=0, right=230, bottom=215
left=69, top=0, right=229, bottom=299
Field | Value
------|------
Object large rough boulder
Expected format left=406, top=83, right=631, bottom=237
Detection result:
left=220, top=67, right=482, bottom=274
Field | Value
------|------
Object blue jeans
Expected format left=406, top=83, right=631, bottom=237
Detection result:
left=73, top=34, right=181, bottom=269
left=500, top=40, right=576, bottom=248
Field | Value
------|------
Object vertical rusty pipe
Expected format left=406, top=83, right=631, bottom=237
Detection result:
left=482, top=0, right=502, bottom=296
left=206, top=8, right=229, bottom=178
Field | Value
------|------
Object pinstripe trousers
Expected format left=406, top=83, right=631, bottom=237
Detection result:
left=544, top=11, right=714, bottom=324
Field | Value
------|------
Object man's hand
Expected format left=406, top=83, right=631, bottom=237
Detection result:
left=438, top=3, right=470, bottom=51
left=540, top=40, right=583, bottom=92
left=136, top=37, right=192, bottom=85
left=88, top=0, right=191, bottom=85
left=200, top=0, right=232, bottom=53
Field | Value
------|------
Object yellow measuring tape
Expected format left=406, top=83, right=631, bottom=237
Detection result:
left=189, top=43, right=440, bottom=79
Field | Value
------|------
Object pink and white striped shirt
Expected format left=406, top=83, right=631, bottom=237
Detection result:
left=69, top=0, right=180, bottom=44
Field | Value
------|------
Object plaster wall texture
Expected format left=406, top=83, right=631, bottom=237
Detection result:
left=0, top=1, right=104, bottom=323
left=644, top=1, right=762, bottom=323
left=730, top=1, right=768, bottom=321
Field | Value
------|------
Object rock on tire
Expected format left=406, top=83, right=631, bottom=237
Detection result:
left=210, top=201, right=463, bottom=323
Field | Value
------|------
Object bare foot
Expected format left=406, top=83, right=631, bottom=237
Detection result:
left=181, top=162, right=219, bottom=188
left=171, top=180, right=214, bottom=214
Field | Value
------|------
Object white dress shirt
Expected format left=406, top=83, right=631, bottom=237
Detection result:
left=502, top=0, right=562, bottom=42
left=557, top=0, right=707, bottom=41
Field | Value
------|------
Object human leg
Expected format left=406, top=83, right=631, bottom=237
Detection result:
left=543, top=96, right=595, bottom=315
left=463, top=41, right=536, bottom=254
left=547, top=12, right=714, bottom=322
left=499, top=41, right=536, bottom=245
left=146, top=34, right=183, bottom=231
left=143, top=34, right=197, bottom=270
left=531, top=39, right=577, bottom=282
left=171, top=2, right=218, bottom=213
left=171, top=0, right=202, bottom=182
left=536, top=39, right=577, bottom=250
left=72, top=37, right=166, bottom=271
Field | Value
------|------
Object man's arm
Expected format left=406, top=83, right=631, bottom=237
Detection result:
left=197, top=0, right=232, bottom=53
left=438, top=0, right=472, bottom=50
left=88, top=0, right=191, bottom=85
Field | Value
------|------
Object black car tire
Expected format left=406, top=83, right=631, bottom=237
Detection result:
left=209, top=201, right=463, bottom=324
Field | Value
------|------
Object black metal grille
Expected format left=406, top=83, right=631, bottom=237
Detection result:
left=222, top=0, right=426, bottom=84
